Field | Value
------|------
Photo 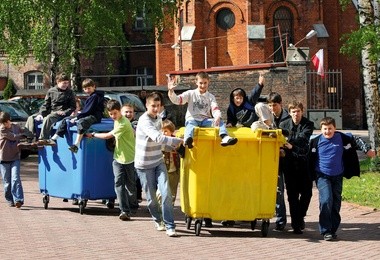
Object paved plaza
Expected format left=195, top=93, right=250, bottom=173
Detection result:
left=0, top=134, right=379, bottom=259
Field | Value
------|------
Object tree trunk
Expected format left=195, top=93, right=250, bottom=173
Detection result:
left=50, top=11, right=59, bottom=87
left=70, top=2, right=82, bottom=93
left=358, top=0, right=380, bottom=156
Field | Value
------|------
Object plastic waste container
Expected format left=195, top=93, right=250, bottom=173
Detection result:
left=38, top=118, right=116, bottom=214
left=177, top=127, right=286, bottom=236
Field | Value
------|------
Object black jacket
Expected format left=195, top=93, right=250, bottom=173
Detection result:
left=308, top=132, right=360, bottom=180
left=77, top=90, right=105, bottom=122
left=226, top=83, right=263, bottom=127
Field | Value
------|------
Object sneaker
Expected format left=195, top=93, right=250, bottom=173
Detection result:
left=119, top=212, right=131, bottom=221
left=185, top=137, right=194, bottom=149
left=15, top=201, right=23, bottom=208
left=62, top=199, right=68, bottom=202
left=155, top=222, right=166, bottom=231
left=68, top=145, right=79, bottom=153
left=72, top=199, right=79, bottom=205
left=274, top=223, right=286, bottom=231
left=293, top=227, right=303, bottom=234
left=221, top=136, right=238, bottom=146
left=166, top=228, right=178, bottom=237
left=44, top=139, right=56, bottom=146
left=324, top=233, right=333, bottom=241
left=8, top=202, right=15, bottom=207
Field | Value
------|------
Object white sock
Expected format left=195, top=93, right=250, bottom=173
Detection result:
left=51, top=134, right=59, bottom=141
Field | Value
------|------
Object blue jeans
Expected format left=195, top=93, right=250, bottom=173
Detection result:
left=112, top=160, right=136, bottom=214
left=316, top=173, right=343, bottom=235
left=136, top=162, right=175, bottom=229
left=0, top=160, right=24, bottom=205
left=275, top=171, right=287, bottom=226
left=184, top=118, right=228, bottom=140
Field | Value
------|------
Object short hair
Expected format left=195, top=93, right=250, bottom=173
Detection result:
left=196, top=71, right=209, bottom=80
left=288, top=101, right=304, bottom=111
left=146, top=92, right=163, bottom=105
left=82, top=78, right=95, bottom=88
left=122, top=103, right=135, bottom=111
left=232, top=89, right=245, bottom=97
left=267, top=92, right=282, bottom=104
left=0, top=111, right=11, bottom=123
left=320, top=117, right=336, bottom=128
left=106, top=99, right=121, bottom=111
left=162, top=119, right=176, bottom=133
left=56, top=72, right=70, bottom=82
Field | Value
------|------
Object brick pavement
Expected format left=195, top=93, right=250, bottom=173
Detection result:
left=0, top=145, right=379, bottom=259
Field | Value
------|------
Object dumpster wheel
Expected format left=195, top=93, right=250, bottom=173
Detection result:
left=42, top=195, right=49, bottom=209
left=79, top=200, right=87, bottom=215
left=194, top=219, right=202, bottom=236
left=186, top=216, right=192, bottom=230
left=261, top=220, right=270, bottom=237
left=250, top=219, right=257, bottom=230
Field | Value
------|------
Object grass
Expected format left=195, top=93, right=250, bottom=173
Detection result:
left=342, top=158, right=380, bottom=209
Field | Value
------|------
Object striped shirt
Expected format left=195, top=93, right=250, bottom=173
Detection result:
left=134, top=112, right=182, bottom=169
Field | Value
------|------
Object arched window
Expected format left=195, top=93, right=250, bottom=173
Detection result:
left=273, top=7, right=293, bottom=62
left=26, top=71, right=44, bottom=90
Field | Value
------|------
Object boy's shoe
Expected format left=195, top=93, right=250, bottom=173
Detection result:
left=68, top=145, right=79, bottom=153
left=185, top=137, right=194, bottom=149
left=166, top=228, right=178, bottom=237
left=221, top=136, right=238, bottom=146
left=15, top=201, right=23, bottom=208
left=106, top=200, right=115, bottom=209
left=37, top=139, right=48, bottom=145
left=332, top=233, right=338, bottom=239
left=177, top=144, right=185, bottom=158
left=155, top=222, right=166, bottom=231
left=8, top=202, right=15, bottom=207
left=72, top=199, right=79, bottom=205
left=44, top=139, right=56, bottom=146
left=119, top=212, right=131, bottom=221
left=62, top=199, right=68, bottom=202
left=323, top=233, right=333, bottom=241
left=17, top=142, right=37, bottom=150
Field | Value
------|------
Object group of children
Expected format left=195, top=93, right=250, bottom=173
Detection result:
left=0, top=71, right=375, bottom=241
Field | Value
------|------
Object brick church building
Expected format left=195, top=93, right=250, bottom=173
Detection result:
left=155, top=0, right=364, bottom=129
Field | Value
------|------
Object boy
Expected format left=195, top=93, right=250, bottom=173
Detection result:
left=134, top=92, right=183, bottom=237
left=226, top=73, right=272, bottom=129
left=168, top=71, right=237, bottom=148
left=24, top=73, right=76, bottom=144
left=267, top=92, right=290, bottom=231
left=309, top=117, right=362, bottom=241
left=120, top=103, right=142, bottom=206
left=279, top=101, right=314, bottom=234
left=121, top=104, right=138, bottom=130
left=160, top=119, right=180, bottom=205
left=50, top=78, right=105, bottom=153
left=0, top=112, right=25, bottom=208
left=86, top=100, right=136, bottom=221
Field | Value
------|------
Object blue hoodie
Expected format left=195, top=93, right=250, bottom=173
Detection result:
left=77, top=90, right=105, bottom=122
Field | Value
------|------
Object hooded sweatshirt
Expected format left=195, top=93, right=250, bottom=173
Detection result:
left=227, top=83, right=263, bottom=127
left=77, top=90, right=105, bottom=123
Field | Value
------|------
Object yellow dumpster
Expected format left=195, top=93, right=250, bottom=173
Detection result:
left=177, top=127, right=286, bottom=236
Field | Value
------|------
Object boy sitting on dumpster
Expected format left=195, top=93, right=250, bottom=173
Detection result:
left=168, top=71, right=237, bottom=149
left=48, top=78, right=105, bottom=153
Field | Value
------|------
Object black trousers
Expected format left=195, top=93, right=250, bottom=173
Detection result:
left=283, top=163, right=313, bottom=229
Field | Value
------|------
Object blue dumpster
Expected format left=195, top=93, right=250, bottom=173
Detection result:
left=38, top=118, right=116, bottom=214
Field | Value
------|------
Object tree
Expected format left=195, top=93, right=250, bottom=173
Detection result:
left=0, top=0, right=180, bottom=91
left=3, top=79, right=16, bottom=100
left=340, top=0, right=380, bottom=156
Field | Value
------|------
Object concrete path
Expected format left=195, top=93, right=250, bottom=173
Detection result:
left=0, top=150, right=379, bottom=259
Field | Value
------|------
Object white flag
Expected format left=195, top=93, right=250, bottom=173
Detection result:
left=311, top=49, right=325, bottom=78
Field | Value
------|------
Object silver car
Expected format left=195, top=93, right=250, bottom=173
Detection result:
left=104, top=92, right=146, bottom=119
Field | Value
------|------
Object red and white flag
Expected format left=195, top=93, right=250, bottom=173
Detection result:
left=311, top=49, right=325, bottom=78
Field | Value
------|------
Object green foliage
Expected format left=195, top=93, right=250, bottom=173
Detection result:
left=343, top=172, right=380, bottom=209
left=339, top=1, right=380, bottom=63
left=0, top=0, right=180, bottom=72
left=3, top=79, right=16, bottom=100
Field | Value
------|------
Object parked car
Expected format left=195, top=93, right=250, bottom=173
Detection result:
left=103, top=92, right=146, bottom=119
left=9, top=95, right=46, bottom=115
left=0, top=100, right=32, bottom=159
